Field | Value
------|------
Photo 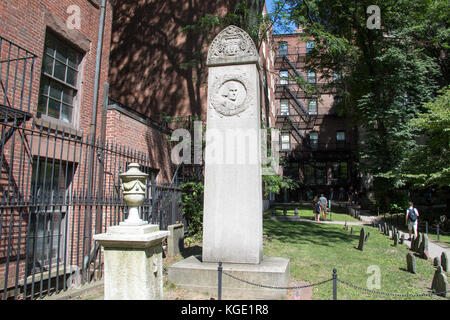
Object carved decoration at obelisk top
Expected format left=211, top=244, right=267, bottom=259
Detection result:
left=206, top=25, right=259, bottom=66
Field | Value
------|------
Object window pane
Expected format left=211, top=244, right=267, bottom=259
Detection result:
left=61, top=104, right=72, bottom=123
left=279, top=42, right=288, bottom=55
left=49, top=83, right=63, bottom=100
left=55, top=44, right=68, bottom=63
left=280, top=71, right=289, bottom=84
left=66, top=68, right=77, bottom=86
left=37, top=96, right=47, bottom=114
left=63, top=87, right=75, bottom=105
left=43, top=55, right=54, bottom=74
left=308, top=100, right=317, bottom=114
left=54, top=60, right=66, bottom=81
left=45, top=36, right=55, bottom=56
left=280, top=100, right=289, bottom=115
left=336, top=131, right=345, bottom=141
left=47, top=98, right=61, bottom=119
left=68, top=51, right=80, bottom=69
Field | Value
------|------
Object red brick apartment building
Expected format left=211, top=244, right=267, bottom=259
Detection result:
left=273, top=31, right=357, bottom=202
left=0, top=0, right=275, bottom=300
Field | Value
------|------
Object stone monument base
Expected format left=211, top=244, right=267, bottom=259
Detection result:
left=168, top=256, right=290, bottom=299
left=94, top=224, right=169, bottom=300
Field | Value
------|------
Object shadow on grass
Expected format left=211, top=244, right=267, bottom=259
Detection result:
left=263, top=218, right=359, bottom=248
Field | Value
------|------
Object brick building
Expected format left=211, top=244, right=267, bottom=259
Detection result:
left=272, top=30, right=358, bottom=202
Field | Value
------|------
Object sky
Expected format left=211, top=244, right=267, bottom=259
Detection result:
left=265, top=0, right=297, bottom=34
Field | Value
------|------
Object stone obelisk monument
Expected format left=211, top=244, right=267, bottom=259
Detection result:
left=168, top=26, right=289, bottom=299
left=202, top=25, right=262, bottom=264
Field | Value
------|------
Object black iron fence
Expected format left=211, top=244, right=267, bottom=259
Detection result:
left=0, top=118, right=184, bottom=300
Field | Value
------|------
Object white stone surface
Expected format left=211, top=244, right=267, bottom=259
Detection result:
left=94, top=224, right=169, bottom=299
left=202, top=26, right=263, bottom=264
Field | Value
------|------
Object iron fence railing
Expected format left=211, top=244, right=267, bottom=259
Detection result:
left=0, top=117, right=184, bottom=300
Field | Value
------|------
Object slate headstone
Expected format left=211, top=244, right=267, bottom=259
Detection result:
left=393, top=232, right=398, bottom=246
left=406, top=253, right=416, bottom=274
left=399, top=234, right=405, bottom=245
left=410, top=235, right=415, bottom=250
left=434, top=257, right=441, bottom=267
left=419, top=234, right=430, bottom=259
left=350, top=227, right=353, bottom=235
left=358, top=228, right=365, bottom=251
left=431, top=266, right=448, bottom=297
left=415, top=233, right=423, bottom=253
left=441, top=252, right=448, bottom=272
left=364, top=232, right=370, bottom=243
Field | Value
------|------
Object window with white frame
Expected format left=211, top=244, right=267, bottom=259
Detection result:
left=281, top=133, right=290, bottom=151
left=280, top=99, right=289, bottom=115
left=38, top=32, right=82, bottom=124
left=307, top=70, right=316, bottom=84
left=280, top=70, right=289, bottom=85
left=278, top=41, right=288, bottom=56
left=306, top=41, right=314, bottom=53
left=336, top=131, right=346, bottom=149
left=309, top=131, right=318, bottom=150
left=308, top=99, right=317, bottom=115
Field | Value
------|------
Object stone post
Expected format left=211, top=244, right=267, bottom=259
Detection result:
left=94, top=163, right=169, bottom=300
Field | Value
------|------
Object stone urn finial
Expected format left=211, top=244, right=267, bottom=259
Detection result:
left=119, top=163, right=148, bottom=225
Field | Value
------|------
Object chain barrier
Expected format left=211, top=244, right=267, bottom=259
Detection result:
left=337, top=279, right=450, bottom=298
left=219, top=269, right=449, bottom=298
left=222, top=271, right=333, bottom=290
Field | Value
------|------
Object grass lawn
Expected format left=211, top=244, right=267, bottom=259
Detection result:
left=270, top=205, right=360, bottom=223
left=262, top=218, right=448, bottom=300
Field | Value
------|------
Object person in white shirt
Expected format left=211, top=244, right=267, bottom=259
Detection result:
left=405, top=202, right=419, bottom=240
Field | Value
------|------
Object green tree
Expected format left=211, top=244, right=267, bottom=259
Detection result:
left=385, top=87, right=450, bottom=188
left=276, top=0, right=448, bottom=189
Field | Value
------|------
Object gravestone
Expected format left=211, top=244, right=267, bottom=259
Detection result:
left=283, top=208, right=287, bottom=216
left=168, top=25, right=290, bottom=299
left=441, top=252, right=448, bottom=272
left=431, top=266, right=448, bottom=297
left=358, top=228, right=366, bottom=251
left=410, top=235, right=415, bottom=250
left=294, top=208, right=298, bottom=216
left=393, top=232, right=398, bottom=246
left=364, top=232, right=370, bottom=243
left=399, top=234, right=405, bottom=245
left=350, top=227, right=353, bottom=235
left=344, top=221, right=347, bottom=230
left=419, top=234, right=430, bottom=259
left=406, top=253, right=416, bottom=274
left=434, top=257, right=441, bottom=267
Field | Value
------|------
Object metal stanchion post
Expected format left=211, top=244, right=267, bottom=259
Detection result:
left=218, top=262, right=223, bottom=300
left=333, top=269, right=337, bottom=300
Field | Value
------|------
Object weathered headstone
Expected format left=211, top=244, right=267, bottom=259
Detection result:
left=441, top=252, right=448, bottom=272
left=358, top=228, right=366, bottom=251
left=419, top=234, right=430, bottom=259
left=344, top=221, right=348, bottom=231
left=393, top=232, right=398, bottom=246
left=431, top=266, right=448, bottom=297
left=399, top=233, right=405, bottom=245
left=364, top=232, right=370, bottom=243
left=434, top=257, right=441, bottom=267
left=350, top=227, right=353, bottom=235
left=410, top=235, right=415, bottom=250
left=294, top=208, right=298, bottom=216
left=415, top=233, right=423, bottom=253
left=406, top=253, right=416, bottom=274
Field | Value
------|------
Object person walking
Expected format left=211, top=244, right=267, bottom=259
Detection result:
left=405, top=202, right=419, bottom=240
left=319, top=193, right=328, bottom=221
left=313, top=196, right=321, bottom=222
